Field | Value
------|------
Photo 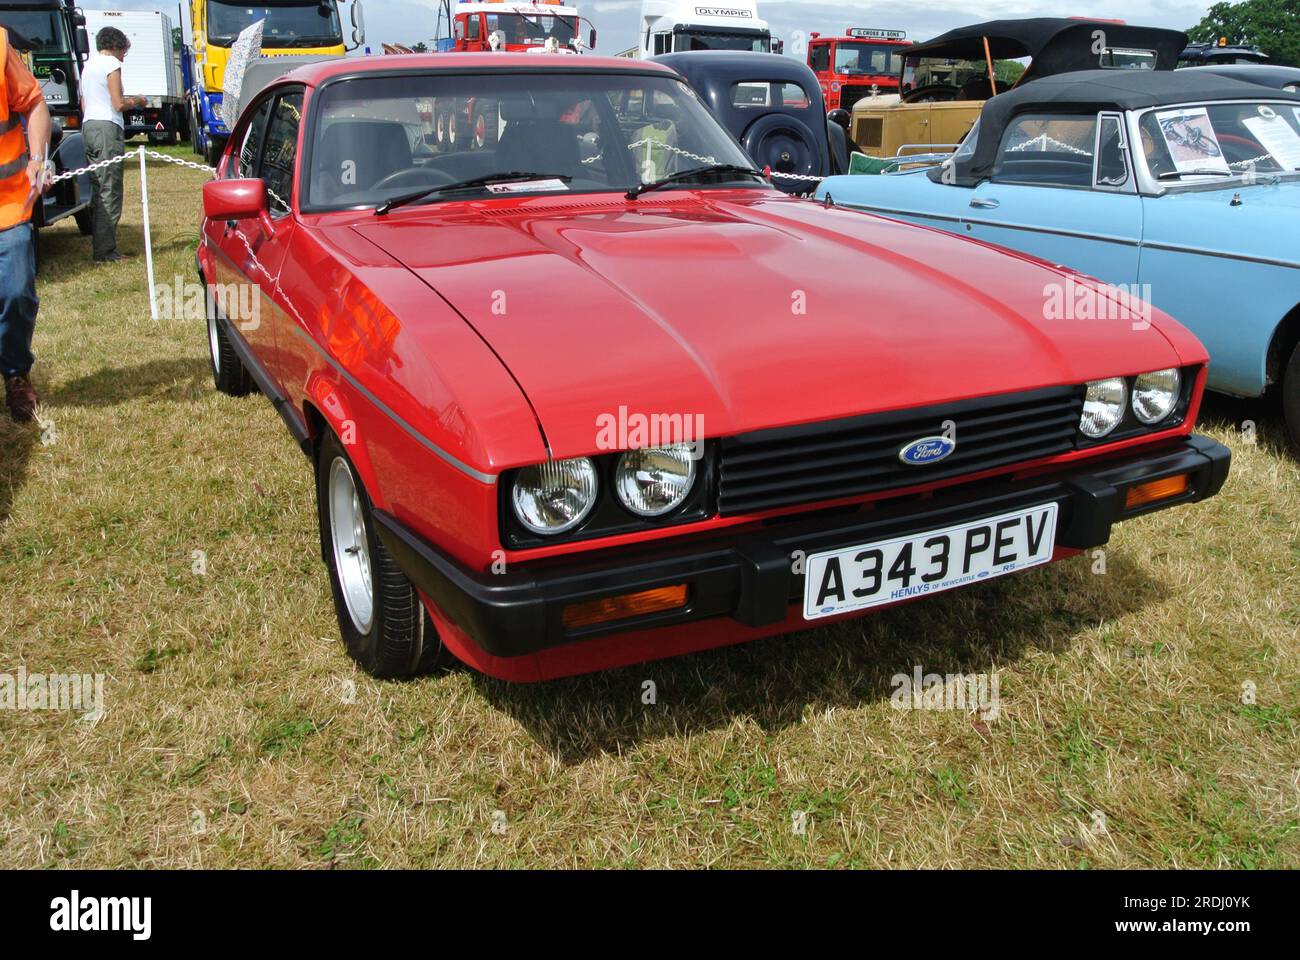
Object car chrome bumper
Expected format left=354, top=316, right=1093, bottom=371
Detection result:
left=374, top=435, right=1230, bottom=659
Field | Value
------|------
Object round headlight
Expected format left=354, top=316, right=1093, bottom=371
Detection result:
left=1132, top=368, right=1181, bottom=424
left=511, top=457, right=598, bottom=535
left=1080, top=377, right=1127, bottom=438
left=614, top=444, right=697, bottom=517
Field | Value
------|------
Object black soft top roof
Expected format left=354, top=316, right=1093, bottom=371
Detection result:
left=906, top=19, right=1187, bottom=81
left=951, top=68, right=1300, bottom=185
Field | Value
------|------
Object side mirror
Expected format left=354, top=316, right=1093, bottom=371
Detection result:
left=827, top=108, right=851, bottom=130
left=72, top=8, right=86, bottom=27
left=589, top=28, right=597, bottom=50
left=203, top=179, right=275, bottom=237
left=75, top=27, right=89, bottom=57
left=350, top=0, right=366, bottom=49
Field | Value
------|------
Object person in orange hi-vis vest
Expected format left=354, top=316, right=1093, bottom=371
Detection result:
left=0, top=25, right=53, bottom=423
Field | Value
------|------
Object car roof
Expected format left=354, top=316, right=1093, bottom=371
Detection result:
left=653, top=50, right=816, bottom=86
left=951, top=68, right=1300, bottom=186
left=280, top=53, right=678, bottom=87
left=906, top=19, right=1187, bottom=81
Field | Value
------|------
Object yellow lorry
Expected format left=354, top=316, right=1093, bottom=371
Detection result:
left=182, top=0, right=365, bottom=164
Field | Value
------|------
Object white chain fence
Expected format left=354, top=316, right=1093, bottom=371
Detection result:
left=51, top=146, right=217, bottom=184
left=48, top=145, right=217, bottom=320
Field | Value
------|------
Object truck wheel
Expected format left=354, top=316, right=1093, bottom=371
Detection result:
left=1283, top=341, right=1300, bottom=449
left=316, top=430, right=450, bottom=679
left=74, top=208, right=92, bottom=236
left=206, top=285, right=253, bottom=397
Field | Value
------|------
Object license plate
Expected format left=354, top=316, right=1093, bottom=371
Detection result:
left=130, top=114, right=144, bottom=125
left=802, top=503, right=1058, bottom=620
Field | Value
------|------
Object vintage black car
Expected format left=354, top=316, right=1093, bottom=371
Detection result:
left=1180, top=40, right=1268, bottom=67
left=653, top=51, right=851, bottom=193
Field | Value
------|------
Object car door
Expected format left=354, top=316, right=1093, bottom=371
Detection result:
left=207, top=96, right=275, bottom=364
left=208, top=88, right=304, bottom=388
left=965, top=112, right=1144, bottom=287
left=243, top=89, right=305, bottom=385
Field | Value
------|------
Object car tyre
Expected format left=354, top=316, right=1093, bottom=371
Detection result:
left=316, top=430, right=450, bottom=679
left=74, top=207, right=93, bottom=235
left=205, top=284, right=254, bottom=397
left=1283, top=341, right=1300, bottom=448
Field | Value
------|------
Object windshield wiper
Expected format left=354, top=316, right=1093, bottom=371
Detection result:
left=626, top=163, right=765, bottom=200
left=375, top=172, right=574, bottom=215
left=1157, top=168, right=1234, bottom=180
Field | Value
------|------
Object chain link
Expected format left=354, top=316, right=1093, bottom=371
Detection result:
left=51, top=147, right=217, bottom=184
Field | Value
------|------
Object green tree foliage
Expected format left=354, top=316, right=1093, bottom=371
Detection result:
left=1188, top=0, right=1300, bottom=66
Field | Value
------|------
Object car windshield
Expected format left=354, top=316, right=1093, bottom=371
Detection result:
left=306, top=72, right=759, bottom=210
left=835, top=43, right=904, bottom=76
left=208, top=1, right=342, bottom=48
left=485, top=13, right=576, bottom=46
left=901, top=56, right=991, bottom=93
left=0, top=9, right=67, bottom=52
left=676, top=29, right=770, bottom=53
left=1137, top=100, right=1300, bottom=182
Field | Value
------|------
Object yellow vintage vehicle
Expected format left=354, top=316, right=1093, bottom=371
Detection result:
left=849, top=18, right=1188, bottom=160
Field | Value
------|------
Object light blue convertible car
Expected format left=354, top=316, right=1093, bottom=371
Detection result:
left=816, top=70, right=1300, bottom=445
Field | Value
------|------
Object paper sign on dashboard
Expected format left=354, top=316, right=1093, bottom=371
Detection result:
left=1155, top=108, right=1230, bottom=174
left=1242, top=112, right=1300, bottom=171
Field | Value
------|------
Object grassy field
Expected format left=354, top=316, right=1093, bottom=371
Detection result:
left=0, top=151, right=1297, bottom=869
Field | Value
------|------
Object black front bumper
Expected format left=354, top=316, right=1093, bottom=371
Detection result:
left=374, top=435, right=1230, bottom=659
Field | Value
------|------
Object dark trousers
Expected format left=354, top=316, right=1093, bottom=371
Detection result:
left=0, top=220, right=38, bottom=377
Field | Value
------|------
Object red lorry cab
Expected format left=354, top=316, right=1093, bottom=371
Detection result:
left=808, top=28, right=911, bottom=112
left=442, top=0, right=596, bottom=54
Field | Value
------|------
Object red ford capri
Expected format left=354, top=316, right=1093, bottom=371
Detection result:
left=198, top=54, right=1230, bottom=682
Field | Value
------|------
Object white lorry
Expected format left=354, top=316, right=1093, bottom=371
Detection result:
left=638, top=0, right=774, bottom=57
left=82, top=8, right=185, bottom=144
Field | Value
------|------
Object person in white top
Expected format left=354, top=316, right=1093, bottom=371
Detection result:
left=80, top=27, right=146, bottom=263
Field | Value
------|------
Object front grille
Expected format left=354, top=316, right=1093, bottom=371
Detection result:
left=855, top=116, right=884, bottom=150
left=717, top=386, right=1085, bottom=515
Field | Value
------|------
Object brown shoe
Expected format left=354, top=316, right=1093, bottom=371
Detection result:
left=5, top=375, right=39, bottom=423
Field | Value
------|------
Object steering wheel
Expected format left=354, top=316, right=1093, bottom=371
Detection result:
left=1217, top=133, right=1270, bottom=167
left=371, top=167, right=459, bottom=193
left=901, top=84, right=960, bottom=104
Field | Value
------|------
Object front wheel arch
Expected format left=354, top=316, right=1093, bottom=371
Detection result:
left=1266, top=303, right=1300, bottom=393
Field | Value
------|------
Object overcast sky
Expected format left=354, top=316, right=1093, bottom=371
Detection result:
left=82, top=0, right=1214, bottom=55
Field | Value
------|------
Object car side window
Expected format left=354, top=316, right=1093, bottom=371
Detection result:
left=731, top=81, right=811, bottom=109
left=809, top=44, right=830, bottom=72
left=992, top=114, right=1097, bottom=188
left=1094, top=113, right=1130, bottom=189
left=234, top=99, right=272, bottom=179
left=260, top=92, right=304, bottom=216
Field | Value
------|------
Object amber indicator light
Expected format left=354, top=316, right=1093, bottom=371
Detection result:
left=562, top=585, right=688, bottom=629
left=1125, top=474, right=1190, bottom=510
